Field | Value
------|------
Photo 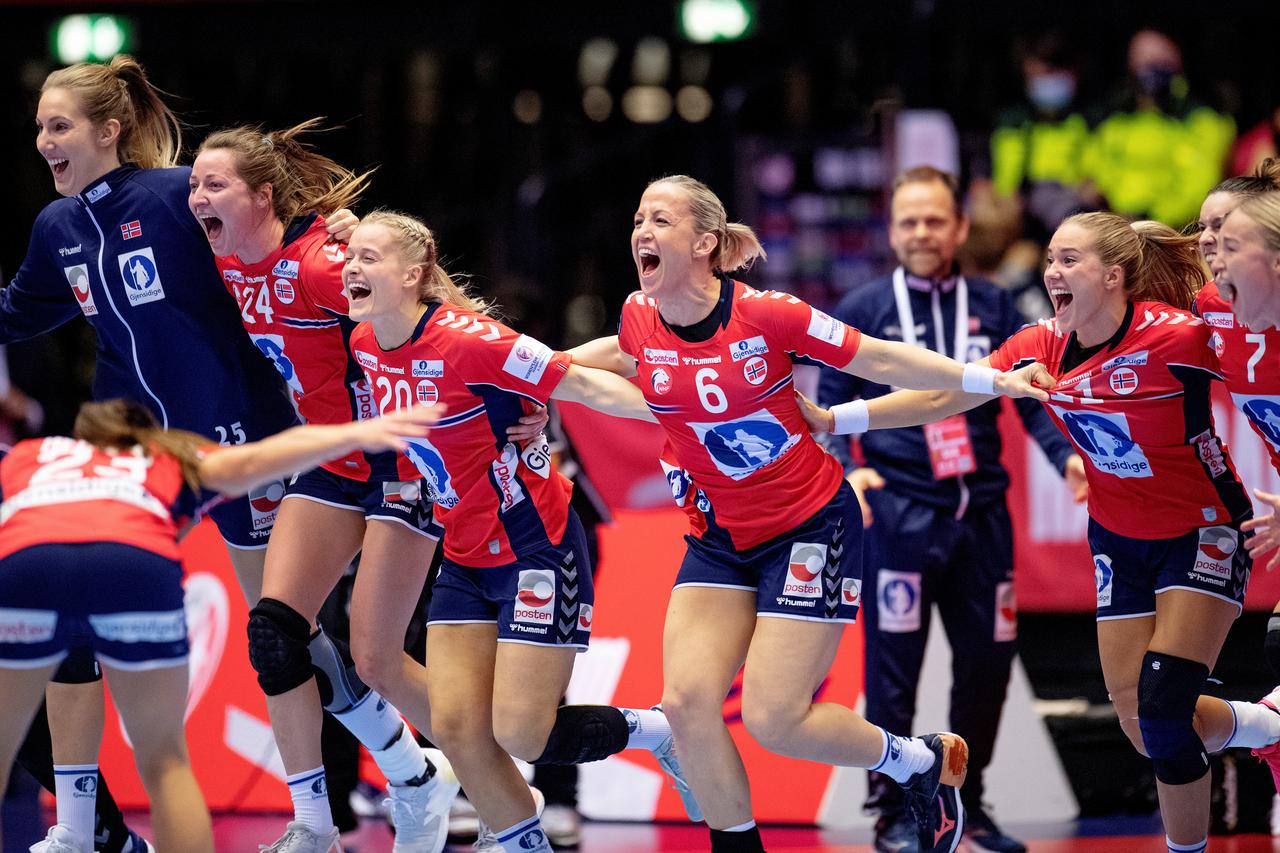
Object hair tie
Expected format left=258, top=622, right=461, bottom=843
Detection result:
left=261, top=135, right=274, bottom=148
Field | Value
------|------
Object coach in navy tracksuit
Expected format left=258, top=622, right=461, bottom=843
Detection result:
left=818, top=167, right=1082, bottom=853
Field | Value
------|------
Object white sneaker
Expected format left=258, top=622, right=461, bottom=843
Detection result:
left=29, top=825, right=88, bottom=853
left=648, top=706, right=703, bottom=822
left=258, top=821, right=343, bottom=852
left=539, top=804, right=582, bottom=848
left=385, top=748, right=461, bottom=853
left=474, top=787, right=545, bottom=851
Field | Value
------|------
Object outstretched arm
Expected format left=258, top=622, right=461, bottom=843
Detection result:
left=567, top=335, right=637, bottom=378
left=845, top=335, right=1051, bottom=400
left=551, top=364, right=655, bottom=421
left=199, top=404, right=443, bottom=496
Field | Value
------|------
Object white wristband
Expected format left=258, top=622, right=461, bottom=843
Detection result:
left=831, top=399, right=870, bottom=435
left=961, top=363, right=998, bottom=395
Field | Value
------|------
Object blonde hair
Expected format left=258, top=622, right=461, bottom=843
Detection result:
left=1061, top=211, right=1204, bottom=310
left=72, top=399, right=206, bottom=492
left=42, top=55, right=181, bottom=169
left=647, top=175, right=767, bottom=274
left=360, top=210, right=493, bottom=315
left=196, top=118, right=371, bottom=223
left=1235, top=191, right=1280, bottom=252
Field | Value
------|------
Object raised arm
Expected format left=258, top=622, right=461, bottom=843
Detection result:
left=566, top=335, right=637, bottom=378
left=199, top=404, right=442, bottom=496
left=550, top=363, right=655, bottom=421
left=845, top=335, right=1050, bottom=399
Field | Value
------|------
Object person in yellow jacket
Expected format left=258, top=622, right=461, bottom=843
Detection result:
left=1085, top=29, right=1234, bottom=229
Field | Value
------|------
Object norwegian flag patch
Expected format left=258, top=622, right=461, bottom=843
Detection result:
left=120, top=220, right=142, bottom=240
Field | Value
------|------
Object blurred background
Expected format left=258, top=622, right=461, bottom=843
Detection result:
left=5, top=0, right=1280, bottom=842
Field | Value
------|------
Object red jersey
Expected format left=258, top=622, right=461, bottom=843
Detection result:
left=0, top=437, right=201, bottom=561
left=348, top=304, right=572, bottom=567
left=989, top=301, right=1251, bottom=539
left=619, top=278, right=862, bottom=550
left=217, top=216, right=378, bottom=478
left=1195, top=281, right=1280, bottom=475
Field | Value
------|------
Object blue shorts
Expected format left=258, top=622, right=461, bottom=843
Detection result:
left=427, top=511, right=593, bottom=649
left=205, top=490, right=279, bottom=550
left=284, top=467, right=443, bottom=540
left=675, top=481, right=862, bottom=623
left=0, top=542, right=189, bottom=670
left=1090, top=518, right=1252, bottom=620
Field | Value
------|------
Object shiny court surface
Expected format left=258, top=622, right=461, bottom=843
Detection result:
left=183, top=814, right=1280, bottom=851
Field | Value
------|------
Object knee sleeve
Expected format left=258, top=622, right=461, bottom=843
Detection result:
left=1137, top=651, right=1210, bottom=785
left=308, top=627, right=370, bottom=714
left=246, top=598, right=314, bottom=696
left=1265, top=616, right=1280, bottom=679
left=51, top=646, right=101, bottom=684
left=532, top=705, right=630, bottom=765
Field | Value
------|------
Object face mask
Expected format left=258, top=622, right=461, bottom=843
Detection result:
left=1135, top=65, right=1176, bottom=98
left=1027, top=72, right=1077, bottom=112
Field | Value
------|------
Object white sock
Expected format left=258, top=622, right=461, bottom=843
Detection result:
left=332, top=690, right=402, bottom=753
left=496, top=815, right=552, bottom=853
left=371, top=723, right=430, bottom=786
left=621, top=707, right=671, bottom=751
left=286, top=767, right=335, bottom=835
left=869, top=729, right=935, bottom=784
left=724, top=820, right=757, bottom=832
left=1167, top=836, right=1206, bottom=852
left=1223, top=697, right=1280, bottom=748
left=53, top=764, right=97, bottom=848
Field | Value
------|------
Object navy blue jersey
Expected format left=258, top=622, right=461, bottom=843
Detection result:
left=817, top=271, right=1074, bottom=512
left=1, top=165, right=295, bottom=444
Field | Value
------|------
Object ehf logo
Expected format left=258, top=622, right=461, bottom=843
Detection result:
left=64, top=264, right=97, bottom=316
left=73, top=775, right=97, bottom=795
left=742, top=356, right=768, bottom=386
left=416, top=380, right=439, bottom=404
left=117, top=247, right=166, bottom=306
left=273, top=279, right=296, bottom=304
left=1194, top=526, right=1237, bottom=582
left=1094, top=554, right=1113, bottom=607
left=1054, top=407, right=1152, bottom=478
left=1239, top=396, right=1280, bottom=450
left=251, top=334, right=304, bottom=396
left=514, top=569, right=555, bottom=626
left=784, top=542, right=826, bottom=598
left=651, top=367, right=672, bottom=395
left=247, top=480, right=285, bottom=530
left=402, top=437, right=459, bottom=508
left=1109, top=367, right=1139, bottom=395
left=688, top=409, right=798, bottom=480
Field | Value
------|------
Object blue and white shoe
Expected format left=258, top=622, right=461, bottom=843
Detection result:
left=385, top=748, right=460, bottom=853
left=119, top=828, right=156, bottom=853
left=647, top=706, right=703, bottom=823
left=901, top=732, right=968, bottom=853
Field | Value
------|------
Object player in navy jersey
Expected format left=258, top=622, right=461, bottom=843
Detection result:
left=344, top=210, right=704, bottom=853
left=567, top=176, right=1052, bottom=853
left=0, top=398, right=443, bottom=853
left=804, top=212, right=1280, bottom=853
left=189, top=122, right=468, bottom=853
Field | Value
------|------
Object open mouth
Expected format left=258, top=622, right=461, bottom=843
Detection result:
left=638, top=248, right=660, bottom=275
left=346, top=281, right=372, bottom=302
left=49, top=158, right=68, bottom=178
left=197, top=213, right=223, bottom=242
left=1048, top=287, right=1073, bottom=312
left=1219, top=280, right=1237, bottom=302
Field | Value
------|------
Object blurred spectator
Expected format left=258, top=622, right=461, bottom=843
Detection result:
left=1086, top=29, right=1234, bottom=228
left=1232, top=107, right=1280, bottom=177
left=990, top=32, right=1096, bottom=242
left=957, top=185, right=1053, bottom=323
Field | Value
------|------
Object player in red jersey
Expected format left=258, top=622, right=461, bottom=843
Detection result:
left=568, top=176, right=1051, bottom=853
left=344, top=210, right=703, bottom=853
left=189, top=124, right=467, bottom=852
left=0, top=397, right=442, bottom=853
left=806, top=212, right=1280, bottom=853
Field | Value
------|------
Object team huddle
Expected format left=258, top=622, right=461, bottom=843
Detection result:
left=2, top=52, right=1280, bottom=853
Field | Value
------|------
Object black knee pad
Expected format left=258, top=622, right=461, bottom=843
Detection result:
left=246, top=598, right=314, bottom=696
left=1265, top=616, right=1280, bottom=679
left=1137, top=651, right=1210, bottom=785
left=533, top=705, right=630, bottom=765
left=308, top=628, right=370, bottom=713
left=51, top=646, right=101, bottom=684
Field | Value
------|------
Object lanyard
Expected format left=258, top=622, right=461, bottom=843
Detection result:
left=892, top=266, right=969, bottom=362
